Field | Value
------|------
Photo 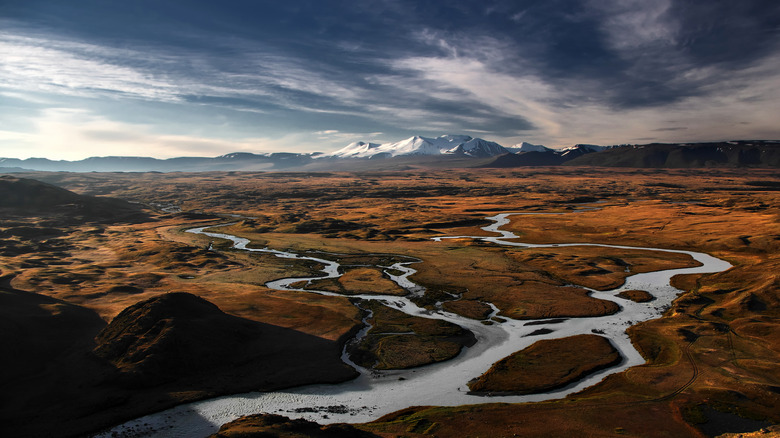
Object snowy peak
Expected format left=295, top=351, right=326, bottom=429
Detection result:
left=324, top=134, right=508, bottom=159
left=446, top=138, right=509, bottom=157
left=506, top=142, right=552, bottom=153
left=429, top=134, right=474, bottom=150
left=327, top=141, right=383, bottom=158
left=385, top=136, right=443, bottom=156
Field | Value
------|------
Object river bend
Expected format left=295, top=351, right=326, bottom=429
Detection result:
left=96, top=212, right=731, bottom=437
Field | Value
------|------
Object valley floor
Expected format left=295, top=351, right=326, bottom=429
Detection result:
left=1, top=167, right=778, bottom=437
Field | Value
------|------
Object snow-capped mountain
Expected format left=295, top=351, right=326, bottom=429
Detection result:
left=323, top=135, right=510, bottom=159
left=483, top=142, right=610, bottom=168
left=325, top=141, right=384, bottom=159
left=506, top=142, right=552, bottom=153
left=560, top=144, right=611, bottom=159
left=447, top=138, right=509, bottom=158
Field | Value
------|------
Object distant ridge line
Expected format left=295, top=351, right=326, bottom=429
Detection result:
left=2, top=139, right=779, bottom=172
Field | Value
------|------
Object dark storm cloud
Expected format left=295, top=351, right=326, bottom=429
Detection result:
left=1, top=0, right=779, bottom=158
left=4, top=0, right=777, bottom=106
left=573, top=0, right=780, bottom=108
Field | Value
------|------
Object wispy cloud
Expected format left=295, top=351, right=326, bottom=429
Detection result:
left=311, top=129, right=387, bottom=144
left=0, top=32, right=183, bottom=102
left=0, top=26, right=366, bottom=115
left=1, top=19, right=540, bottom=143
left=589, top=0, right=678, bottom=51
left=1, top=1, right=779, bottom=158
left=387, top=27, right=780, bottom=147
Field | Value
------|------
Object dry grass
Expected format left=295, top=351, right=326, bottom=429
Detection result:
left=304, top=267, right=408, bottom=296
left=3, top=167, right=780, bottom=437
left=350, top=301, right=475, bottom=369
left=506, top=246, right=700, bottom=291
left=467, top=334, right=621, bottom=395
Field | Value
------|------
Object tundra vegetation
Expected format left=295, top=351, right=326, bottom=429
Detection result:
left=0, top=167, right=778, bottom=437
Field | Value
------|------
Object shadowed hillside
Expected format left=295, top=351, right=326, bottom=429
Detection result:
left=0, top=278, right=112, bottom=437
left=565, top=141, right=780, bottom=168
left=94, top=292, right=358, bottom=389
left=0, top=175, right=150, bottom=223
left=481, top=151, right=568, bottom=167
left=0, top=288, right=358, bottom=437
left=210, top=413, right=379, bottom=438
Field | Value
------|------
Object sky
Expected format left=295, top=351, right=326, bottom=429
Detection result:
left=1, top=0, right=779, bottom=160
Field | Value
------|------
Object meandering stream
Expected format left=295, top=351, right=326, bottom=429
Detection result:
left=96, top=212, right=732, bottom=437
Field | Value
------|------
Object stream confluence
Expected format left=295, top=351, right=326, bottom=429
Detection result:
left=96, top=212, right=732, bottom=437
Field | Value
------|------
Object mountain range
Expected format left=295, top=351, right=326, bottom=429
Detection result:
left=324, top=135, right=508, bottom=159
left=0, top=152, right=315, bottom=172
left=561, top=141, right=780, bottom=168
left=1, top=136, right=778, bottom=172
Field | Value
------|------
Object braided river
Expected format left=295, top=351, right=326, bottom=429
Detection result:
left=97, top=212, right=731, bottom=437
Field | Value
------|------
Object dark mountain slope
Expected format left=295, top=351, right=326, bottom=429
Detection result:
left=0, top=278, right=111, bottom=437
left=481, top=151, right=568, bottom=167
left=94, top=292, right=358, bottom=389
left=0, top=175, right=149, bottom=223
left=564, top=141, right=780, bottom=168
left=0, top=289, right=358, bottom=437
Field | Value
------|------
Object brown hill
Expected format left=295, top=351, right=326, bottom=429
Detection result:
left=0, top=277, right=106, bottom=381
left=95, top=292, right=358, bottom=389
left=0, top=289, right=358, bottom=437
left=0, top=175, right=149, bottom=222
left=468, top=334, right=622, bottom=395
left=0, top=278, right=112, bottom=437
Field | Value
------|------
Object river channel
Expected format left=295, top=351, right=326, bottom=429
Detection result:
left=96, top=212, right=732, bottom=437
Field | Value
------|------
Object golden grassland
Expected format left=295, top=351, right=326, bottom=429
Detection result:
left=467, top=334, right=621, bottom=395
left=303, top=267, right=409, bottom=296
left=2, top=167, right=779, bottom=437
left=506, top=246, right=701, bottom=290
left=349, top=300, right=476, bottom=370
